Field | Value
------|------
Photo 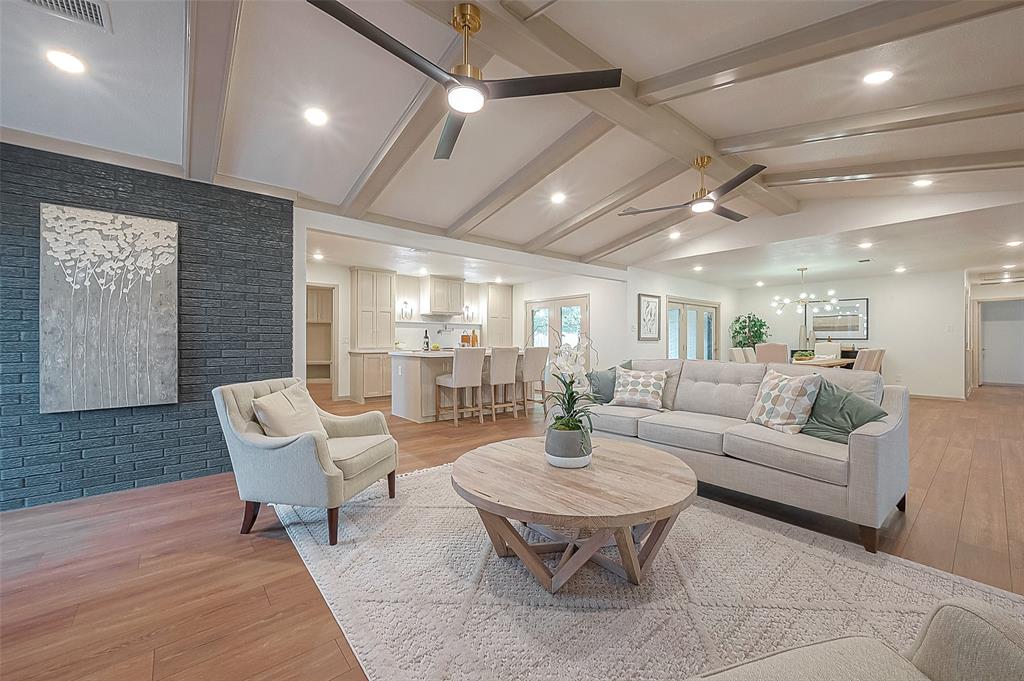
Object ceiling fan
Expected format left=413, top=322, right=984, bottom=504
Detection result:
left=618, top=156, right=766, bottom=222
left=307, top=1, right=622, bottom=159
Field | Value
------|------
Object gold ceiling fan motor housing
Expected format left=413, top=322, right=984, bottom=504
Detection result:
left=691, top=154, right=713, bottom=201
left=450, top=3, right=483, bottom=81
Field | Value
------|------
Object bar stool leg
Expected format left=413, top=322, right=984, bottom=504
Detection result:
left=453, top=387, right=459, bottom=427
left=478, top=386, right=484, bottom=424
left=434, top=384, right=440, bottom=423
left=490, top=385, right=497, bottom=422
left=511, top=383, right=518, bottom=419
left=540, top=382, right=548, bottom=416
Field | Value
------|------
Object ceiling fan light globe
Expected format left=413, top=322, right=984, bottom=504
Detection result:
left=691, top=199, right=715, bottom=213
left=447, top=85, right=485, bottom=113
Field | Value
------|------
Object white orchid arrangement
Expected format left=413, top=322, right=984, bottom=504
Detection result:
left=545, top=330, right=599, bottom=433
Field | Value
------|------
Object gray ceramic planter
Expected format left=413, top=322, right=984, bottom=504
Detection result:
left=544, top=427, right=593, bottom=468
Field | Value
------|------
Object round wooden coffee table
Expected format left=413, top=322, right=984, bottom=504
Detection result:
left=451, top=436, right=697, bottom=593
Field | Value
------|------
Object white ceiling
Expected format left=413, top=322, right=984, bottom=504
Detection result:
left=0, top=0, right=186, bottom=163
left=307, top=229, right=558, bottom=284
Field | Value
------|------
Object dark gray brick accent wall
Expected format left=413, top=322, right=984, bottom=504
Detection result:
left=0, top=143, right=293, bottom=509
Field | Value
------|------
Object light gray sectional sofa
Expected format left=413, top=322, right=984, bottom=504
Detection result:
left=590, top=359, right=909, bottom=551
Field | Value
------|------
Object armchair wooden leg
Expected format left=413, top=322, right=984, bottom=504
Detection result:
left=240, top=501, right=260, bottom=535
left=858, top=525, right=878, bottom=553
left=897, top=494, right=906, bottom=512
left=387, top=470, right=396, bottom=499
left=327, top=507, right=339, bottom=546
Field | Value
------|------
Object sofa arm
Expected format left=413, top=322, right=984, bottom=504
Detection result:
left=230, top=430, right=346, bottom=509
left=317, top=409, right=389, bottom=438
left=904, top=598, right=1024, bottom=681
left=846, top=385, right=909, bottom=528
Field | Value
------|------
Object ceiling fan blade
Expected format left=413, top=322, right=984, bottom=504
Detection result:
left=707, top=164, right=767, bottom=201
left=618, top=200, right=693, bottom=217
left=711, top=205, right=747, bottom=222
left=486, top=68, right=621, bottom=99
left=434, top=113, right=466, bottom=160
left=306, top=0, right=456, bottom=88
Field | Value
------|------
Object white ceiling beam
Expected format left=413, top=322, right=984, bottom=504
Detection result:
left=409, top=0, right=798, bottom=217
left=582, top=209, right=694, bottom=263
left=446, top=112, right=614, bottom=238
left=636, top=1, right=1024, bottom=105
left=523, top=159, right=687, bottom=252
left=182, top=0, right=241, bottom=182
left=763, top=150, right=1024, bottom=186
left=521, top=0, right=560, bottom=21
left=716, top=86, right=1024, bottom=155
left=342, top=39, right=493, bottom=216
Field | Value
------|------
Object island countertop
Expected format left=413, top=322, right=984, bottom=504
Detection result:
left=389, top=349, right=524, bottom=358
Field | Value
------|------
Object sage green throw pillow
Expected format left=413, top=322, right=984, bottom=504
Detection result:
left=802, top=377, right=887, bottom=444
left=586, top=360, right=632, bottom=404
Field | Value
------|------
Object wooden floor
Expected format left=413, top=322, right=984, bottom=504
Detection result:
left=0, top=385, right=1021, bottom=681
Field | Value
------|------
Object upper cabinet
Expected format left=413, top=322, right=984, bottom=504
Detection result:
left=352, top=268, right=395, bottom=349
left=485, top=284, right=513, bottom=347
left=306, top=287, right=333, bottom=323
left=419, top=276, right=465, bottom=316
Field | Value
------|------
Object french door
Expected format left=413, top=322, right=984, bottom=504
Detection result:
left=667, top=300, right=718, bottom=360
left=525, top=295, right=591, bottom=382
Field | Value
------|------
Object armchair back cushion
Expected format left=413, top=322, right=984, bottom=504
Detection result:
left=216, top=377, right=302, bottom=437
left=674, top=360, right=766, bottom=420
left=251, top=382, right=328, bottom=439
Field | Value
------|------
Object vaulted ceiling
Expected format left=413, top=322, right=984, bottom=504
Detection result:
left=2, top=0, right=1022, bottom=278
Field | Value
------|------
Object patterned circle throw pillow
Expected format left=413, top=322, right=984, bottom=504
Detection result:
left=747, top=369, right=822, bottom=434
left=608, top=367, right=666, bottom=410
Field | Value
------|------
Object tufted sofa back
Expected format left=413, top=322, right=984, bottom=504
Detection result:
left=672, top=360, right=766, bottom=420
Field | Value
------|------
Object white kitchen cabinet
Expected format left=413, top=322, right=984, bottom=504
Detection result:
left=351, top=268, right=395, bottom=350
left=349, top=352, right=392, bottom=404
left=486, top=284, right=513, bottom=347
left=419, top=276, right=465, bottom=315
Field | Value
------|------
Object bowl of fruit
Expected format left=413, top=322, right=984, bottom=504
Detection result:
left=793, top=351, right=815, bottom=362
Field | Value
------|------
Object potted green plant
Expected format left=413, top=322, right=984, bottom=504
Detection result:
left=544, top=332, right=598, bottom=468
left=730, top=312, right=770, bottom=349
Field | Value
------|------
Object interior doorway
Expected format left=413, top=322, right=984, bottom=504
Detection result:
left=666, top=298, right=719, bottom=360
left=980, top=299, right=1024, bottom=386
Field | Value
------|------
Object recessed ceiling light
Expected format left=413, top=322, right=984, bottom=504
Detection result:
left=495, top=276, right=502, bottom=283
left=1007, top=241, right=1023, bottom=247
left=312, top=251, right=324, bottom=261
left=755, top=281, right=764, bottom=287
left=46, top=50, right=85, bottom=74
left=692, top=265, right=703, bottom=272
left=912, top=179, right=933, bottom=188
left=418, top=267, right=428, bottom=275
left=1003, top=264, right=1016, bottom=269
left=858, top=241, right=873, bottom=249
left=894, top=266, right=906, bottom=273
left=862, top=70, right=893, bottom=85
left=303, top=107, right=328, bottom=126
left=668, top=231, right=681, bottom=240
left=550, top=192, right=566, bottom=205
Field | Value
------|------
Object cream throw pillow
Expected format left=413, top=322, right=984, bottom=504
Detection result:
left=747, top=369, right=822, bottom=434
left=251, top=383, right=328, bottom=439
left=608, top=367, right=666, bottom=411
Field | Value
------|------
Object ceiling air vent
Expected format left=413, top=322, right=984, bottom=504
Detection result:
left=22, top=0, right=111, bottom=32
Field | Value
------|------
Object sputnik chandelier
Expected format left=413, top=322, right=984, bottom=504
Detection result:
left=770, top=267, right=839, bottom=316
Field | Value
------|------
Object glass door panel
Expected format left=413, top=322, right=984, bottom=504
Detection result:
left=666, top=301, right=718, bottom=360
left=530, top=308, right=550, bottom=348
left=667, top=307, right=681, bottom=359
left=559, top=305, right=582, bottom=348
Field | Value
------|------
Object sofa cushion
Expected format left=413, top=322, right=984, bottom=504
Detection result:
left=768, top=362, right=884, bottom=405
left=327, top=434, right=395, bottom=479
left=673, top=360, right=766, bottom=420
left=589, top=404, right=661, bottom=437
left=724, top=422, right=849, bottom=485
left=251, top=383, right=328, bottom=439
left=586, top=360, right=631, bottom=403
left=609, top=367, right=666, bottom=410
left=802, top=378, right=888, bottom=444
left=631, top=359, right=683, bottom=409
left=638, top=411, right=744, bottom=455
left=747, top=369, right=822, bottom=434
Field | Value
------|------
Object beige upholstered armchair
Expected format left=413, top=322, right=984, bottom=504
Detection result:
left=212, top=378, right=398, bottom=545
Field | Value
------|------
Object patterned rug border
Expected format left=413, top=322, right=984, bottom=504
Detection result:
left=274, top=462, right=1023, bottom=680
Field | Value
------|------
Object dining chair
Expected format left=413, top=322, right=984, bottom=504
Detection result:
left=815, top=341, right=842, bottom=359
left=742, top=347, right=757, bottom=363
left=519, top=346, right=549, bottom=415
left=755, top=342, right=790, bottom=363
left=853, top=348, right=885, bottom=372
left=435, top=347, right=486, bottom=426
left=483, top=346, right=520, bottom=421
left=728, top=348, right=746, bottom=363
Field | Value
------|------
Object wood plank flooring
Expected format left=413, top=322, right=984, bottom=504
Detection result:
left=0, top=385, right=1021, bottom=681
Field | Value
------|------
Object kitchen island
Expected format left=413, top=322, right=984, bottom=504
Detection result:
left=389, top=350, right=525, bottom=423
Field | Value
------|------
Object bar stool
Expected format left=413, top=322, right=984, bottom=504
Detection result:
left=483, top=346, right=520, bottom=421
left=519, top=346, right=549, bottom=415
left=435, top=347, right=486, bottom=427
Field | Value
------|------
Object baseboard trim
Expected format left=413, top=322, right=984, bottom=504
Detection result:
left=910, top=393, right=967, bottom=402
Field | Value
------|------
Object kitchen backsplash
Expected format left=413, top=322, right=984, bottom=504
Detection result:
left=394, top=323, right=480, bottom=349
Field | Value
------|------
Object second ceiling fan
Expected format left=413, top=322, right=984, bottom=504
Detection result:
left=307, top=0, right=622, bottom=159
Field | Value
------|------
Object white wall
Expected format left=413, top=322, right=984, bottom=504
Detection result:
left=971, top=281, right=1024, bottom=301
left=979, top=299, right=1024, bottom=385
left=306, top=261, right=351, bottom=398
left=738, top=270, right=967, bottom=398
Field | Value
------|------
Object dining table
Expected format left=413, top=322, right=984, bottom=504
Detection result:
left=792, top=357, right=856, bottom=368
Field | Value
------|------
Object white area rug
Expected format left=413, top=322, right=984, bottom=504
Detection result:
left=275, top=464, right=1024, bottom=681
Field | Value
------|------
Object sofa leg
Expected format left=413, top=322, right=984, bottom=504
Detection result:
left=387, top=470, right=396, bottom=499
left=897, top=494, right=906, bottom=512
left=327, top=507, right=339, bottom=546
left=240, top=501, right=260, bottom=535
left=858, top=525, right=878, bottom=553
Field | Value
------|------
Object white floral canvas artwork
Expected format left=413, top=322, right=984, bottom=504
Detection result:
left=39, top=204, right=178, bottom=413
